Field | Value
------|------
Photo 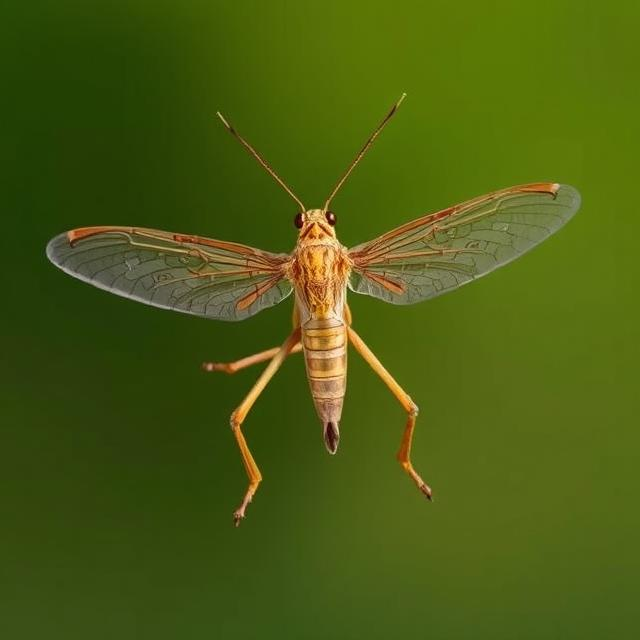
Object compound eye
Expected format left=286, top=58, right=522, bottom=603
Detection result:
left=325, top=211, right=337, bottom=226
left=294, top=212, right=305, bottom=229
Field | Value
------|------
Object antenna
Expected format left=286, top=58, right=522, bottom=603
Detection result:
left=323, top=93, right=406, bottom=212
left=216, top=111, right=306, bottom=213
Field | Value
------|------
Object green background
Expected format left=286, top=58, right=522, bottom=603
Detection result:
left=3, top=1, right=638, bottom=638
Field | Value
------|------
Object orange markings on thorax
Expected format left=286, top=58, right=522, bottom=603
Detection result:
left=290, top=241, right=351, bottom=320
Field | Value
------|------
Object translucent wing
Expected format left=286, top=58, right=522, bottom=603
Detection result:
left=46, top=226, right=293, bottom=321
left=348, top=183, right=580, bottom=304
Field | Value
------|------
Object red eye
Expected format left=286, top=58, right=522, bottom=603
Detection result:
left=325, top=211, right=337, bottom=226
left=294, top=213, right=304, bottom=228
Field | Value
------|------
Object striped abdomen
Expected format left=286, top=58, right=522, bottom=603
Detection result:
left=302, top=317, right=347, bottom=454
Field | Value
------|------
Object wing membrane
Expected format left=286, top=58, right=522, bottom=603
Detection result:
left=46, top=226, right=293, bottom=321
left=348, top=183, right=580, bottom=304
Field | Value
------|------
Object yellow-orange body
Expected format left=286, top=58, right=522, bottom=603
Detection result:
left=46, top=95, right=578, bottom=525
left=288, top=209, right=352, bottom=453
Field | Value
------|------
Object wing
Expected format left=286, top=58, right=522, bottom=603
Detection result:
left=46, top=226, right=293, bottom=321
left=348, top=183, right=580, bottom=304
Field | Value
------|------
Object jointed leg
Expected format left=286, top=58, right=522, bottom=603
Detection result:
left=203, top=342, right=302, bottom=374
left=230, top=328, right=301, bottom=525
left=347, top=326, right=432, bottom=500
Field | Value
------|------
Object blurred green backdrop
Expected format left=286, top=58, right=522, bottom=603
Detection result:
left=2, top=1, right=638, bottom=638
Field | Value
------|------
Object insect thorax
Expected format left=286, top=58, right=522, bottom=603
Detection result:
left=290, top=241, right=351, bottom=322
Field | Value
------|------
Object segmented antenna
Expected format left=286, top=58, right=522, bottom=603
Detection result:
left=217, top=111, right=306, bottom=213
left=323, top=93, right=406, bottom=212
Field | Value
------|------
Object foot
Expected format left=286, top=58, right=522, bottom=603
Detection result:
left=202, top=361, right=233, bottom=374
left=401, top=460, right=433, bottom=501
left=233, top=507, right=246, bottom=527
left=419, top=482, right=433, bottom=501
left=232, top=491, right=254, bottom=527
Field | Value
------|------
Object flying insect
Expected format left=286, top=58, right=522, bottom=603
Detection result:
left=46, top=95, right=581, bottom=524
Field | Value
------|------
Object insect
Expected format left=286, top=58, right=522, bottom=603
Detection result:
left=47, top=94, right=581, bottom=525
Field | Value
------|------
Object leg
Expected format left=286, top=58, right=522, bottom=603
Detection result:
left=203, top=342, right=302, bottom=374
left=230, top=328, right=301, bottom=525
left=347, top=326, right=432, bottom=500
